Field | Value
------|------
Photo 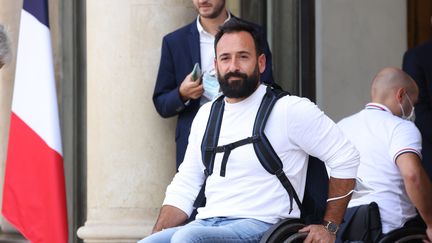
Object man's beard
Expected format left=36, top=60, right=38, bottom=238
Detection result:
left=200, top=2, right=225, bottom=19
left=217, top=65, right=260, bottom=99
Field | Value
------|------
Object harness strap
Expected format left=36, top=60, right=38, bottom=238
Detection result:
left=211, top=135, right=260, bottom=177
left=275, top=169, right=302, bottom=213
left=251, top=85, right=302, bottom=212
left=194, top=96, right=224, bottom=208
left=201, top=95, right=225, bottom=176
left=193, top=180, right=207, bottom=208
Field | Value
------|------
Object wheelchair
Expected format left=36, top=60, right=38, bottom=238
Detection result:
left=259, top=218, right=307, bottom=243
left=260, top=154, right=428, bottom=243
left=260, top=202, right=428, bottom=243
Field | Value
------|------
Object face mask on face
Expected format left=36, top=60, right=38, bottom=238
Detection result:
left=399, top=93, right=415, bottom=122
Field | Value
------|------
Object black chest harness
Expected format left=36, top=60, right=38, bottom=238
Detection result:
left=194, top=85, right=302, bottom=214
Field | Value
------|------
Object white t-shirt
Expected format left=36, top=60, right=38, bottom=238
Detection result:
left=338, top=103, right=422, bottom=233
left=163, top=85, right=360, bottom=224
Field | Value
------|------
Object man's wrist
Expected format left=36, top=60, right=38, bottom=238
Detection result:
left=322, top=220, right=339, bottom=235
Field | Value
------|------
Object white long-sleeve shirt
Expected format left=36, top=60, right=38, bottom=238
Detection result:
left=163, top=84, right=359, bottom=224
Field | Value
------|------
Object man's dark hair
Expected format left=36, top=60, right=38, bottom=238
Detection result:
left=214, top=18, right=263, bottom=56
left=0, top=24, right=11, bottom=66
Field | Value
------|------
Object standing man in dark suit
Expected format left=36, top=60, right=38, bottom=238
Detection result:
left=153, top=0, right=274, bottom=169
left=402, top=16, right=432, bottom=180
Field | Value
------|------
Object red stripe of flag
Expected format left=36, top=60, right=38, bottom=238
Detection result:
left=3, top=113, right=68, bottom=242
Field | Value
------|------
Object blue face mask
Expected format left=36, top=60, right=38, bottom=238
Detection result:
left=202, top=70, right=221, bottom=100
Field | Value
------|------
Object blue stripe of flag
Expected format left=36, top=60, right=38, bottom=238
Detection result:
left=23, top=0, right=49, bottom=28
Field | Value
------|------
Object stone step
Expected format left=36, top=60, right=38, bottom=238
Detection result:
left=0, top=234, right=28, bottom=243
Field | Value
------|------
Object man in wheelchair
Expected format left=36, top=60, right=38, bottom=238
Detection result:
left=336, top=68, right=432, bottom=242
left=138, top=18, right=361, bottom=243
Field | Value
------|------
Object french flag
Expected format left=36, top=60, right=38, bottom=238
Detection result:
left=2, top=0, right=68, bottom=242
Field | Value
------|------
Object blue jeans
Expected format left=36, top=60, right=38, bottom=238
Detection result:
left=137, top=217, right=273, bottom=243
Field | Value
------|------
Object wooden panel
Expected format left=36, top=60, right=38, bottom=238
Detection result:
left=408, top=0, right=432, bottom=48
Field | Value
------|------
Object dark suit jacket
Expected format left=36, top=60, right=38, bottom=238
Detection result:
left=402, top=40, right=432, bottom=180
left=153, top=17, right=274, bottom=168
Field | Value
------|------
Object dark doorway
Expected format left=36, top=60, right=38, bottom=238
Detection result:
left=240, top=0, right=315, bottom=101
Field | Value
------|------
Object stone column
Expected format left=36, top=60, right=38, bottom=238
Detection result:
left=77, top=1, right=196, bottom=242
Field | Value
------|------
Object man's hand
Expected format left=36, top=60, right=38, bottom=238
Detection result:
left=425, top=226, right=432, bottom=243
left=299, top=224, right=336, bottom=243
left=179, top=73, right=204, bottom=101
left=151, top=205, right=188, bottom=234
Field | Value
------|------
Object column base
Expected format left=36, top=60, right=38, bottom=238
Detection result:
left=0, top=234, right=28, bottom=243
left=77, top=220, right=153, bottom=243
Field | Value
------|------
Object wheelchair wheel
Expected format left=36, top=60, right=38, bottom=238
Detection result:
left=378, top=227, right=426, bottom=243
left=283, top=231, right=309, bottom=243
left=259, top=218, right=305, bottom=243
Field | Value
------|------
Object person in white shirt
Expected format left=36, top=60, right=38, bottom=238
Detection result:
left=139, top=19, right=359, bottom=243
left=337, top=67, right=432, bottom=241
left=0, top=24, right=11, bottom=69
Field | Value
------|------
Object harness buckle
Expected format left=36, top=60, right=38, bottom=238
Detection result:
left=275, top=168, right=284, bottom=176
left=224, top=143, right=235, bottom=151
left=251, top=135, right=261, bottom=142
